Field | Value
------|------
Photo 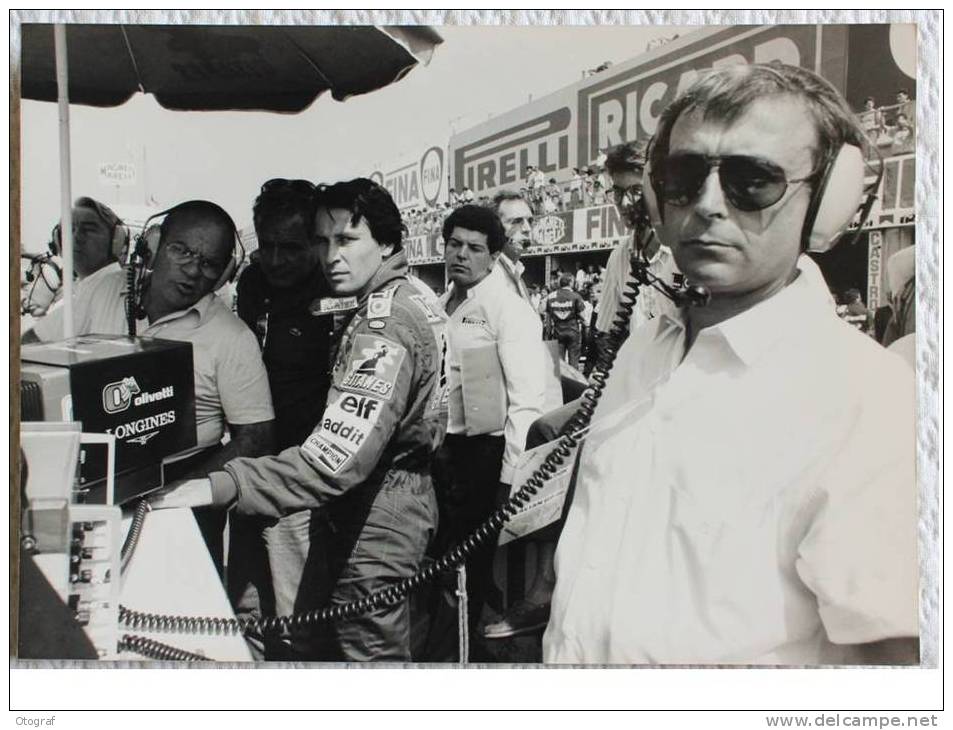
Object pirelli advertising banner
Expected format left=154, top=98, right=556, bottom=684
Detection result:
left=449, top=24, right=916, bottom=202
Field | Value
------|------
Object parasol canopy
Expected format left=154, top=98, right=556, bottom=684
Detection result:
left=21, top=23, right=443, bottom=110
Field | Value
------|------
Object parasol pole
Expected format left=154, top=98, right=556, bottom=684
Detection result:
left=54, top=24, right=74, bottom=339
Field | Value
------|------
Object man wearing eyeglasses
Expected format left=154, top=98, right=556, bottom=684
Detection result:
left=228, top=179, right=336, bottom=660
left=544, top=63, right=918, bottom=665
left=596, top=140, right=679, bottom=340
left=24, top=201, right=276, bottom=574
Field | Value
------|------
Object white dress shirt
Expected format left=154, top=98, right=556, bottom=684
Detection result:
left=496, top=254, right=531, bottom=302
left=596, top=236, right=679, bottom=333
left=440, top=266, right=548, bottom=484
left=544, top=256, right=918, bottom=665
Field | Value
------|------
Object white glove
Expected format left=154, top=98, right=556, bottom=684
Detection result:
left=148, top=478, right=214, bottom=510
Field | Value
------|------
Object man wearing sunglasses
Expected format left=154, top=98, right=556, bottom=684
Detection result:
left=544, top=63, right=917, bottom=665
left=25, top=201, right=276, bottom=575
left=228, top=179, right=337, bottom=660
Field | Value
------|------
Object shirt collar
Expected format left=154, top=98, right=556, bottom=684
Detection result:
left=440, top=265, right=503, bottom=307
left=149, top=291, right=218, bottom=327
left=497, top=254, right=524, bottom=277
left=655, top=255, right=831, bottom=367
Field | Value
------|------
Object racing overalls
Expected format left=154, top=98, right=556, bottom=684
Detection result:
left=213, top=251, right=448, bottom=661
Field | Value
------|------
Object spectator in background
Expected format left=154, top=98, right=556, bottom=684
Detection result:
left=544, top=178, right=562, bottom=213
left=569, top=168, right=585, bottom=208
left=545, top=274, right=586, bottom=370
left=838, top=288, right=869, bottom=332
left=895, top=89, right=915, bottom=122
left=574, top=261, right=588, bottom=291
left=463, top=186, right=475, bottom=204
left=859, top=97, right=881, bottom=135
left=891, top=114, right=915, bottom=154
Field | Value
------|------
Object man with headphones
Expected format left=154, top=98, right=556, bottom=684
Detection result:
left=24, top=200, right=276, bottom=575
left=543, top=63, right=918, bottom=665
left=58, top=196, right=129, bottom=281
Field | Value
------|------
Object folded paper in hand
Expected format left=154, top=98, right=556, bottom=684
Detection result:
left=498, top=440, right=575, bottom=546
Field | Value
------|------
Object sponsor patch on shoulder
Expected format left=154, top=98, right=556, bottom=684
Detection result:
left=311, top=296, right=358, bottom=316
left=409, top=294, right=445, bottom=324
left=367, top=287, right=396, bottom=319
left=302, top=433, right=355, bottom=474
left=369, top=319, right=385, bottom=330
left=338, top=334, right=406, bottom=400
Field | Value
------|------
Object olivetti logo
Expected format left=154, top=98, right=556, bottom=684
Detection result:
left=102, top=377, right=141, bottom=414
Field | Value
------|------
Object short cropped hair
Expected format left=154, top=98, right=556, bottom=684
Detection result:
left=489, top=189, right=530, bottom=218
left=253, top=179, right=318, bottom=239
left=649, top=62, right=867, bottom=177
left=75, top=196, right=123, bottom=232
left=559, top=274, right=573, bottom=288
left=442, top=204, right=506, bottom=254
left=315, top=178, right=404, bottom=252
left=604, top=140, right=649, bottom=175
left=161, top=200, right=237, bottom=255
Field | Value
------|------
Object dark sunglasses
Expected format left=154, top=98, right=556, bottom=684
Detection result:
left=653, top=154, right=818, bottom=212
left=260, top=178, right=316, bottom=195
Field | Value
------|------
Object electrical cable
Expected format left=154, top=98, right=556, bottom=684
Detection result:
left=116, top=251, right=649, bottom=642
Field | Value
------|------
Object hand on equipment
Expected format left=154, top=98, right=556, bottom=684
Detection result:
left=148, top=478, right=215, bottom=510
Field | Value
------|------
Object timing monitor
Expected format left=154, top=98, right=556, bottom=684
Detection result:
left=21, top=335, right=197, bottom=504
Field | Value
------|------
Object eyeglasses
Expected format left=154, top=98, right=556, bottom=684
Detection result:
left=652, top=153, right=818, bottom=212
left=164, top=241, right=228, bottom=279
left=610, top=183, right=643, bottom=207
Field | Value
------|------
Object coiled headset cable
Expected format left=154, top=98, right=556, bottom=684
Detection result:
left=117, top=216, right=707, bottom=659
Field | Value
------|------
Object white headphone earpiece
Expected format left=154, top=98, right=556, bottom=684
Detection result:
left=801, top=144, right=866, bottom=253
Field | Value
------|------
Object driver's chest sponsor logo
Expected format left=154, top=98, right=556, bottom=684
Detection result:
left=338, top=334, right=406, bottom=400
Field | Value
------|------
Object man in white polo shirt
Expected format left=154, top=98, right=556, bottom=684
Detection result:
left=26, top=200, right=275, bottom=574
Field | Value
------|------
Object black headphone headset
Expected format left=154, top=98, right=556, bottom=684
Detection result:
left=644, top=101, right=884, bottom=254
left=131, top=200, right=245, bottom=292
left=50, top=199, right=130, bottom=260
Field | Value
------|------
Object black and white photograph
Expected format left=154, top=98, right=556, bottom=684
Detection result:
left=9, top=8, right=940, bottom=719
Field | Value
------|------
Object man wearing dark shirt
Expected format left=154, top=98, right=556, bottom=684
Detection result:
left=232, top=178, right=336, bottom=659
left=545, top=274, right=586, bottom=369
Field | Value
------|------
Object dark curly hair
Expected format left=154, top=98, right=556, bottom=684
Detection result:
left=314, top=178, right=404, bottom=253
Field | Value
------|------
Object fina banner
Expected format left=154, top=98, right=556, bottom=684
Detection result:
left=369, top=145, right=446, bottom=211
left=405, top=202, right=629, bottom=265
